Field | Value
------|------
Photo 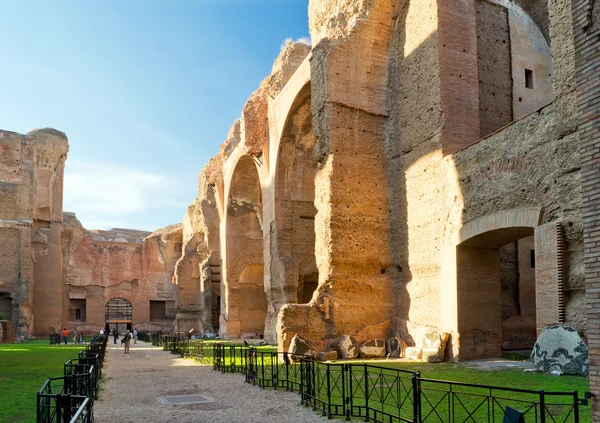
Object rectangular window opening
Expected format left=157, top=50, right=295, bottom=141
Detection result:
left=525, top=69, right=534, bottom=89
left=530, top=250, right=536, bottom=269
left=69, top=299, right=86, bottom=322
left=150, top=300, right=167, bottom=321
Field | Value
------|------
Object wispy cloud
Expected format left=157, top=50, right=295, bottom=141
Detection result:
left=64, top=160, right=188, bottom=230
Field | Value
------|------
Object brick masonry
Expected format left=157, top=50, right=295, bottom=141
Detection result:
left=573, top=0, right=600, bottom=419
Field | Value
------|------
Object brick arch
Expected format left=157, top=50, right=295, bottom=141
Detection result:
left=456, top=207, right=542, bottom=247
left=450, top=208, right=565, bottom=361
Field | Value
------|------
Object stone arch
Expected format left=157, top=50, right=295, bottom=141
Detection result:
left=452, top=208, right=556, bottom=360
left=105, top=297, right=133, bottom=332
left=271, top=82, right=319, bottom=307
left=222, top=155, right=265, bottom=338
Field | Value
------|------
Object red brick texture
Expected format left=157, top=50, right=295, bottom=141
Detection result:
left=573, top=0, right=600, bottom=419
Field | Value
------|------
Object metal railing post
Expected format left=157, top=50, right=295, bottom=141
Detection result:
left=574, top=390, right=580, bottom=423
left=326, top=363, right=331, bottom=417
left=412, top=371, right=420, bottom=423
left=364, top=364, right=369, bottom=422
left=346, top=364, right=353, bottom=421
left=540, top=390, right=546, bottom=423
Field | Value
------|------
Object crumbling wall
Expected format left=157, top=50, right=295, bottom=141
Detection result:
left=61, top=213, right=182, bottom=334
left=277, top=0, right=396, bottom=352
left=386, top=0, right=579, bottom=360
left=0, top=128, right=68, bottom=338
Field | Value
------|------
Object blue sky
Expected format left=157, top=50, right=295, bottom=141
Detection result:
left=1, top=0, right=309, bottom=231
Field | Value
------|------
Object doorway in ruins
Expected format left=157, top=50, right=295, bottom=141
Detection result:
left=456, top=227, right=537, bottom=360
left=274, top=82, right=319, bottom=305
left=226, top=155, right=266, bottom=338
left=0, top=292, right=12, bottom=322
left=105, top=297, right=133, bottom=333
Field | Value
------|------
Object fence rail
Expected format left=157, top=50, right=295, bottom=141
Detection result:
left=37, top=335, right=107, bottom=423
left=154, top=335, right=588, bottom=423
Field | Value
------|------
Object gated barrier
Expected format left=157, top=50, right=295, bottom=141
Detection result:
left=37, top=335, right=107, bottom=422
left=156, top=335, right=589, bottom=423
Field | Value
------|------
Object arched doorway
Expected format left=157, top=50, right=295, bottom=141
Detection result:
left=105, top=298, right=133, bottom=333
left=224, top=155, right=265, bottom=338
left=273, top=83, right=319, bottom=305
left=457, top=227, right=536, bottom=359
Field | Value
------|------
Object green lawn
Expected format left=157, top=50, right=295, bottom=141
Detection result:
left=0, top=340, right=84, bottom=422
left=184, top=343, right=591, bottom=422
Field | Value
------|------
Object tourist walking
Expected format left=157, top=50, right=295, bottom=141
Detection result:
left=123, top=330, right=132, bottom=354
left=133, top=328, right=138, bottom=344
left=113, top=329, right=119, bottom=344
left=61, top=328, right=69, bottom=345
left=72, top=328, right=78, bottom=344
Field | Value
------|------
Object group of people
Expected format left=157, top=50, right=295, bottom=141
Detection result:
left=59, top=328, right=84, bottom=345
left=107, top=327, right=138, bottom=354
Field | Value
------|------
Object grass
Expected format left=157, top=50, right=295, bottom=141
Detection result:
left=0, top=340, right=85, bottom=422
left=183, top=341, right=591, bottom=422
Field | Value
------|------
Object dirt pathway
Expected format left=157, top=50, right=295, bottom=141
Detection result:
left=94, top=340, right=326, bottom=423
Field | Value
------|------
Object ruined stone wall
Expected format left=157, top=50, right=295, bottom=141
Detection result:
left=60, top=213, right=182, bottom=334
left=171, top=0, right=584, bottom=363
left=572, top=0, right=600, bottom=417
left=0, top=128, right=68, bottom=338
left=385, top=0, right=580, bottom=359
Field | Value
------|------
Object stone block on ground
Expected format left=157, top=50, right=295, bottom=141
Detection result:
left=531, top=326, right=589, bottom=376
left=421, top=331, right=450, bottom=362
left=338, top=335, right=359, bottom=359
left=405, top=347, right=422, bottom=360
left=316, top=350, right=338, bottom=361
left=422, top=348, right=442, bottom=363
left=386, top=336, right=407, bottom=358
left=288, top=334, right=317, bottom=361
left=359, top=339, right=386, bottom=358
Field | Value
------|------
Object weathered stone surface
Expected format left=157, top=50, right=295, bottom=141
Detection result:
left=0, top=0, right=587, bottom=371
left=386, top=337, right=407, bottom=358
left=61, top=214, right=182, bottom=334
left=338, top=335, right=359, bottom=359
left=359, top=339, right=386, bottom=358
left=0, top=128, right=68, bottom=339
left=316, top=350, right=338, bottom=361
left=405, top=347, right=422, bottom=360
left=419, top=332, right=450, bottom=363
left=289, top=334, right=317, bottom=360
left=531, top=326, right=589, bottom=376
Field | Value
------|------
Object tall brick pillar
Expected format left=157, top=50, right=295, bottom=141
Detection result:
left=573, top=0, right=600, bottom=418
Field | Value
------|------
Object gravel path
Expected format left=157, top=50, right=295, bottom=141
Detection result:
left=94, top=340, right=327, bottom=423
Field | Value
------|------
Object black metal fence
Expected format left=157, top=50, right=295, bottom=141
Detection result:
left=37, top=335, right=108, bottom=423
left=49, top=333, right=102, bottom=346
left=155, top=336, right=588, bottom=423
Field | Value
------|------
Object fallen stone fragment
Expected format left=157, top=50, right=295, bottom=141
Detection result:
left=288, top=334, right=317, bottom=361
left=531, top=326, right=589, bottom=376
left=386, top=337, right=407, bottom=358
left=359, top=339, right=386, bottom=358
left=338, top=335, right=359, bottom=359
left=405, top=347, right=422, bottom=360
left=316, top=351, right=338, bottom=361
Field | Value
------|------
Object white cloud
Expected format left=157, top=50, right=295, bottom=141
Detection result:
left=64, top=160, right=188, bottom=230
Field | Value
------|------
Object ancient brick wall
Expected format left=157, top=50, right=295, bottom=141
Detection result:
left=0, top=129, right=68, bottom=338
left=572, top=0, right=600, bottom=417
left=60, top=213, right=182, bottom=335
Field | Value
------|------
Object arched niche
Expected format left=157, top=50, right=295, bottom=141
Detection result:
left=273, top=83, right=319, bottom=305
left=224, top=155, right=265, bottom=338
